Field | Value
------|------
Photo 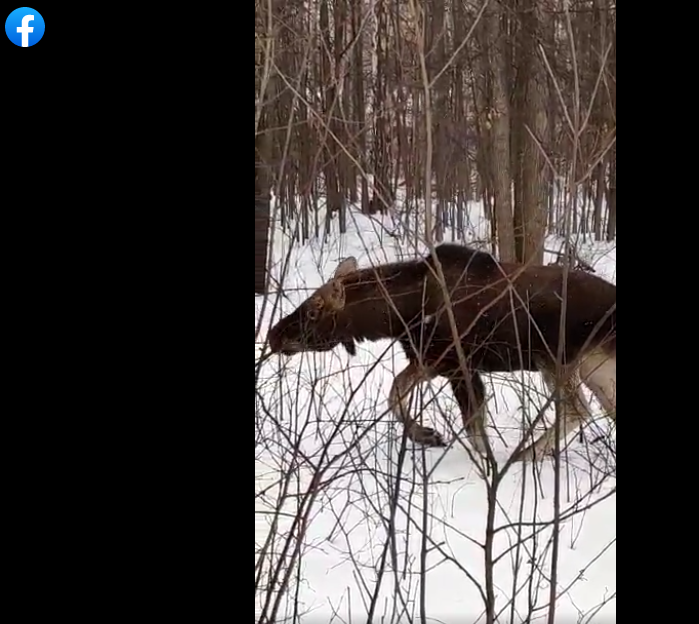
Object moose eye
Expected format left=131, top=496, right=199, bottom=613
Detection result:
left=307, top=308, right=320, bottom=321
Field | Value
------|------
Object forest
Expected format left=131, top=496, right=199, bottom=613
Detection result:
left=255, top=3, right=617, bottom=622
left=255, top=0, right=616, bottom=293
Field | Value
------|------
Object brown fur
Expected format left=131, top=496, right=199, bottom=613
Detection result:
left=268, top=244, right=617, bottom=461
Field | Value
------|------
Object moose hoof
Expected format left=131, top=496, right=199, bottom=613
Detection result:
left=409, top=426, right=446, bottom=448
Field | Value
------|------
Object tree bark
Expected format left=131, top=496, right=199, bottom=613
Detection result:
left=513, top=0, right=548, bottom=265
left=255, top=127, right=272, bottom=295
left=484, top=1, right=516, bottom=262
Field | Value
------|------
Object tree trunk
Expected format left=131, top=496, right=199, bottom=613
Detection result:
left=606, top=154, right=616, bottom=242
left=513, top=0, right=548, bottom=264
left=484, top=1, right=516, bottom=262
left=255, top=128, right=272, bottom=295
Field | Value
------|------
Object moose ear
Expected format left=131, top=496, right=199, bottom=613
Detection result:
left=324, top=279, right=346, bottom=311
left=334, top=257, right=358, bottom=279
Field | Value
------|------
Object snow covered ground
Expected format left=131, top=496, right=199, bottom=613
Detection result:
left=255, top=203, right=617, bottom=623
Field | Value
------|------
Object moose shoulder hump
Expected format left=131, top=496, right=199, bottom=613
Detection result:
left=428, top=243, right=500, bottom=276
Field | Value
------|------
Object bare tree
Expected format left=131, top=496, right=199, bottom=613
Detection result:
left=255, top=0, right=274, bottom=294
left=512, top=0, right=550, bottom=264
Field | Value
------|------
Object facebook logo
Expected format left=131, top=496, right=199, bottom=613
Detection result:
left=5, top=7, right=45, bottom=47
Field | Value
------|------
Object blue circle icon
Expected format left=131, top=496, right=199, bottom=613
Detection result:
left=5, top=7, right=45, bottom=47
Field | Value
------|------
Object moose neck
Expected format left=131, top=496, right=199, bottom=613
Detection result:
left=337, top=261, right=430, bottom=343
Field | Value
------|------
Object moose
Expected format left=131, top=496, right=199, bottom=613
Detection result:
left=267, top=244, right=617, bottom=462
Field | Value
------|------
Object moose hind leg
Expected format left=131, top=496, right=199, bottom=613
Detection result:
left=389, top=363, right=444, bottom=447
left=580, top=349, right=617, bottom=420
left=450, top=372, right=488, bottom=456
left=516, top=367, right=592, bottom=462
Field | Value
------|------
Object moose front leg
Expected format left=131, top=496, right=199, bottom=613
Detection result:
left=389, top=363, right=445, bottom=447
left=450, top=372, right=488, bottom=456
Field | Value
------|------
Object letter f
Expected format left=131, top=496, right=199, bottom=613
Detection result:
left=17, top=15, right=34, bottom=47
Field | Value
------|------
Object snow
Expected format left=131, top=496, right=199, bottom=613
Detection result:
left=255, top=202, right=616, bottom=623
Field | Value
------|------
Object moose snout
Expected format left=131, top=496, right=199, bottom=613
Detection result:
left=275, top=341, right=303, bottom=356
left=267, top=328, right=301, bottom=356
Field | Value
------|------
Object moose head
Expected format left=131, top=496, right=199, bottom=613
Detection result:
left=267, top=257, right=359, bottom=356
